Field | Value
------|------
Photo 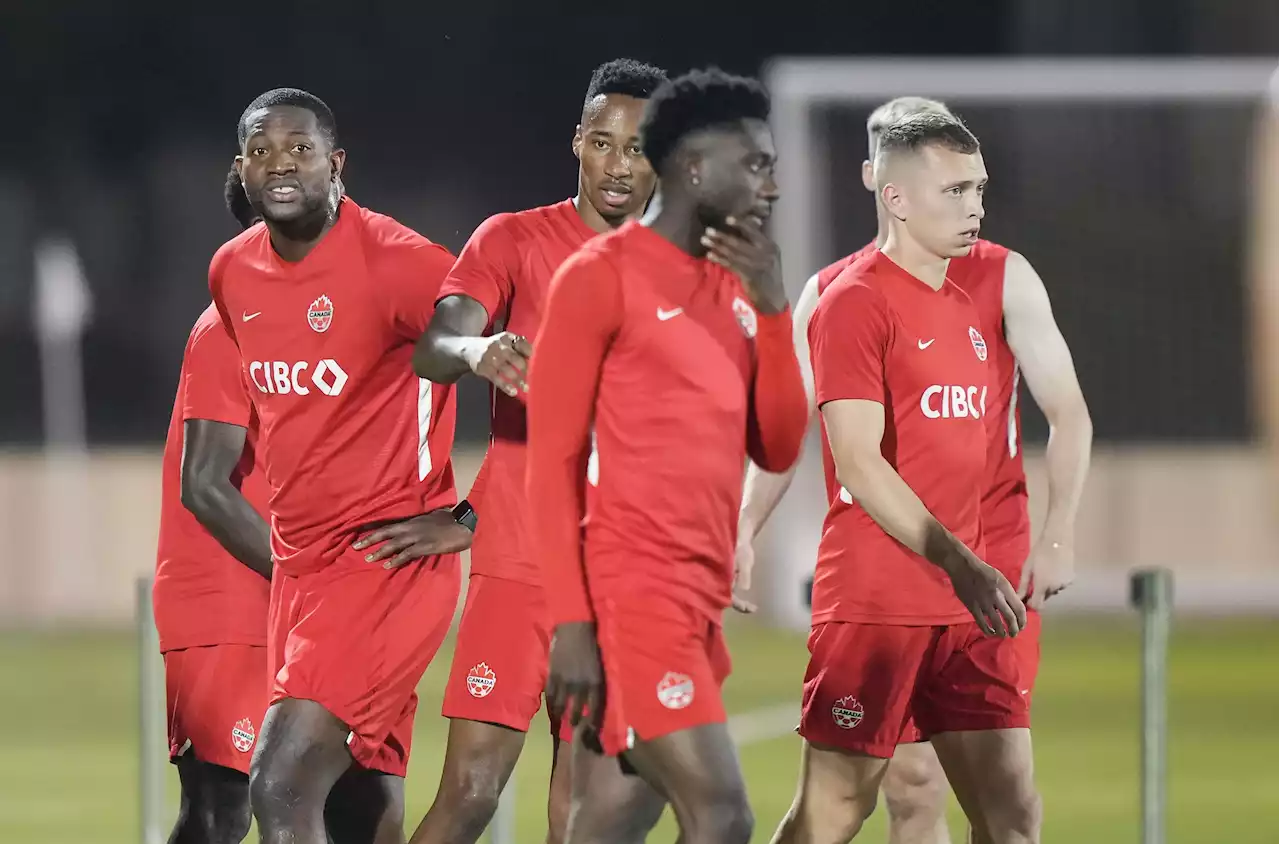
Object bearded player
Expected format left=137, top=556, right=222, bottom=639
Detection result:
left=411, top=60, right=670, bottom=844
left=768, top=113, right=1040, bottom=844
left=739, top=98, right=1091, bottom=844
left=526, top=67, right=809, bottom=844
left=210, top=88, right=475, bottom=844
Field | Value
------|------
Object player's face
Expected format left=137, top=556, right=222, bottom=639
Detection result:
left=573, top=94, right=655, bottom=224
left=236, top=106, right=344, bottom=225
left=893, top=145, right=986, bottom=259
left=693, top=118, right=779, bottom=228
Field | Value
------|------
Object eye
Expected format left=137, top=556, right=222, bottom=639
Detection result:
left=292, top=143, right=311, bottom=154
left=593, top=139, right=608, bottom=151
left=628, top=145, right=643, bottom=156
left=251, top=147, right=269, bottom=157
left=947, top=186, right=963, bottom=196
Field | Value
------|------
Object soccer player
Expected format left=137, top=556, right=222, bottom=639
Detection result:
left=210, top=88, right=475, bottom=844
left=739, top=98, right=1092, bottom=843
left=152, top=171, right=272, bottom=844
left=410, top=59, right=669, bottom=844
left=526, top=68, right=810, bottom=844
left=768, top=112, right=1039, bottom=844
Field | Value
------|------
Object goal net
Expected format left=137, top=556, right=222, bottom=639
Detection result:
left=755, top=57, right=1278, bottom=630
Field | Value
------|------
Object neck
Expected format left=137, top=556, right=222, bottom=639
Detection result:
left=881, top=223, right=949, bottom=290
left=266, top=202, right=340, bottom=263
left=873, top=202, right=890, bottom=249
left=640, top=189, right=705, bottom=257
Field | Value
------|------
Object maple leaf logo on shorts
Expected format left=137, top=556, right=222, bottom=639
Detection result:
left=467, top=662, right=497, bottom=698
left=231, top=718, right=257, bottom=753
left=831, top=696, right=864, bottom=730
left=656, top=671, right=695, bottom=710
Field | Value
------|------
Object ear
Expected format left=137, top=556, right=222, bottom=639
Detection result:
left=329, top=148, right=346, bottom=181
left=572, top=124, right=584, bottom=161
left=233, top=155, right=245, bottom=179
left=861, top=160, right=875, bottom=192
left=880, top=182, right=907, bottom=222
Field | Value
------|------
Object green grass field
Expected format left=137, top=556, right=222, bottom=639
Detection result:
left=0, top=614, right=1275, bottom=843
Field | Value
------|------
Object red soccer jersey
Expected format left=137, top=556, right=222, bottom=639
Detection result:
left=153, top=305, right=271, bottom=652
left=526, top=222, right=808, bottom=625
left=209, top=197, right=458, bottom=577
left=809, top=250, right=990, bottom=625
left=817, top=240, right=1030, bottom=580
left=436, top=199, right=597, bottom=585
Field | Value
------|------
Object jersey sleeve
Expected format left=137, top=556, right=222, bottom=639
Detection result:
left=809, top=280, right=894, bottom=407
left=182, top=318, right=253, bottom=428
left=525, top=249, right=624, bottom=626
left=380, top=238, right=459, bottom=340
left=746, top=310, right=809, bottom=472
left=436, top=213, right=520, bottom=328
left=207, top=244, right=239, bottom=347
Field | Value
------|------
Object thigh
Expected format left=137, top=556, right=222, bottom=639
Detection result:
left=273, top=549, right=462, bottom=774
left=174, top=752, right=251, bottom=819
left=252, top=698, right=355, bottom=797
left=798, top=622, right=935, bottom=759
left=929, top=727, right=1036, bottom=834
left=913, top=622, right=1030, bottom=738
left=442, top=574, right=550, bottom=733
left=166, top=644, right=270, bottom=775
left=621, top=721, right=745, bottom=826
left=565, top=733, right=667, bottom=844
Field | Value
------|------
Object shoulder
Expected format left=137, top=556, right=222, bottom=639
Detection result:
left=356, top=203, right=456, bottom=273
left=209, top=225, right=264, bottom=283
left=816, top=264, right=890, bottom=323
left=184, top=303, right=238, bottom=360
left=951, top=238, right=1011, bottom=281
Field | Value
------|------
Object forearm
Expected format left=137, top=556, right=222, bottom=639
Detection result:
left=740, top=459, right=802, bottom=538
left=184, top=483, right=273, bottom=578
left=1039, top=406, right=1093, bottom=544
left=746, top=312, right=809, bottom=472
left=412, top=330, right=486, bottom=384
left=840, top=456, right=965, bottom=570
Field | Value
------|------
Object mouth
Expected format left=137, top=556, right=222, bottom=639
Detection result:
left=960, top=227, right=980, bottom=242
left=263, top=181, right=303, bottom=203
left=599, top=183, right=632, bottom=209
left=743, top=204, right=774, bottom=226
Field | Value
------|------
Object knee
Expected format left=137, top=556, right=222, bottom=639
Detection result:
left=694, top=790, right=753, bottom=844
left=882, top=751, right=948, bottom=822
left=781, top=779, right=876, bottom=844
left=436, top=762, right=505, bottom=839
left=1001, top=786, right=1042, bottom=838
left=186, top=792, right=253, bottom=844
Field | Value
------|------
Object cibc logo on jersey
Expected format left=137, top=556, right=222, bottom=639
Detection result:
left=920, top=384, right=987, bottom=420
left=249, top=359, right=349, bottom=397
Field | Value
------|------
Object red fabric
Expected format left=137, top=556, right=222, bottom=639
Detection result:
left=441, top=574, right=560, bottom=735
left=798, top=620, right=1030, bottom=758
left=164, top=643, right=269, bottom=774
left=209, top=197, right=458, bottom=577
left=437, top=200, right=597, bottom=585
left=525, top=221, right=807, bottom=628
left=809, top=251, right=989, bottom=625
left=817, top=240, right=1031, bottom=585
left=267, top=548, right=461, bottom=775
left=153, top=305, right=271, bottom=651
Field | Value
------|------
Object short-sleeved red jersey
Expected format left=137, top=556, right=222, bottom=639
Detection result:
left=153, top=304, right=271, bottom=652
left=816, top=240, right=1029, bottom=579
left=209, top=197, right=458, bottom=577
left=436, top=199, right=596, bottom=585
left=809, top=250, right=990, bottom=625
left=526, top=222, right=808, bottom=625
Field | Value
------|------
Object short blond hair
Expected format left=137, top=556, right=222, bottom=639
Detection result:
left=866, top=96, right=953, bottom=157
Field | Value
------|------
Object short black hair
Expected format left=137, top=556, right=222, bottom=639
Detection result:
left=237, top=87, right=338, bottom=148
left=223, top=166, right=259, bottom=230
left=639, top=67, right=771, bottom=174
left=876, top=111, right=979, bottom=160
left=583, top=59, right=668, bottom=108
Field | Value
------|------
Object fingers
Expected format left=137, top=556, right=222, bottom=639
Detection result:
left=509, top=334, right=534, bottom=358
left=361, top=532, right=410, bottom=562
left=731, top=595, right=758, bottom=614
left=545, top=676, right=566, bottom=721
left=997, top=580, right=1028, bottom=635
left=352, top=525, right=396, bottom=551
left=1027, top=586, right=1047, bottom=611
left=584, top=682, right=605, bottom=731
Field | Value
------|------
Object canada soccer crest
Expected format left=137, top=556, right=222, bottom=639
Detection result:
left=466, top=662, right=497, bottom=698
left=968, top=326, right=988, bottom=362
left=308, top=294, right=334, bottom=333
left=231, top=718, right=257, bottom=752
left=656, top=671, right=695, bottom=710
left=731, top=297, right=758, bottom=339
left=831, top=696, right=864, bottom=730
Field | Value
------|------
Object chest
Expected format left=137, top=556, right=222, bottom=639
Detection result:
left=885, top=297, right=989, bottom=407
left=504, top=233, right=585, bottom=334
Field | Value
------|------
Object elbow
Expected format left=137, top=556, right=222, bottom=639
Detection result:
left=179, top=471, right=216, bottom=521
left=1048, top=398, right=1093, bottom=444
left=755, top=428, right=805, bottom=474
left=411, top=334, right=457, bottom=383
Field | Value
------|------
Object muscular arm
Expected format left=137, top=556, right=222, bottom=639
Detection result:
left=180, top=419, right=272, bottom=579
left=411, top=294, right=491, bottom=383
left=822, top=399, right=969, bottom=569
left=740, top=272, right=821, bottom=536
left=1002, top=251, right=1092, bottom=545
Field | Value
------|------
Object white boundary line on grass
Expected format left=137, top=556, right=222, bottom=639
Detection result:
left=728, top=702, right=802, bottom=747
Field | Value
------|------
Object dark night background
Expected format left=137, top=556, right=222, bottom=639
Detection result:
left=0, top=0, right=1274, bottom=445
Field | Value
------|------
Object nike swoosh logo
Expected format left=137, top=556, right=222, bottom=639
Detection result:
left=917, top=338, right=935, bottom=350
left=657, top=307, right=684, bottom=322
left=243, top=311, right=262, bottom=322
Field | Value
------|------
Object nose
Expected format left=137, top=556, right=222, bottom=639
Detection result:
left=266, top=150, right=297, bottom=175
left=604, top=147, right=631, bottom=179
left=760, top=170, right=780, bottom=203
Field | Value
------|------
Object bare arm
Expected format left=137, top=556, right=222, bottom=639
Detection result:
left=1002, top=251, right=1093, bottom=546
left=739, top=271, right=821, bottom=537
left=411, top=294, right=493, bottom=384
left=180, top=419, right=272, bottom=579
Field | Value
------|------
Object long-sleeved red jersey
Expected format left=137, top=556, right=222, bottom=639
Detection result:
left=526, top=221, right=808, bottom=626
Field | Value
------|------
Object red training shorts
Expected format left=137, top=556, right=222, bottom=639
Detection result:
left=442, top=573, right=567, bottom=739
left=799, top=620, right=1031, bottom=758
left=593, top=593, right=732, bottom=756
left=268, top=547, right=461, bottom=777
left=165, top=643, right=269, bottom=775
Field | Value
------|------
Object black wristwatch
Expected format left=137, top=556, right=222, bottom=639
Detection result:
left=451, top=499, right=477, bottom=533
